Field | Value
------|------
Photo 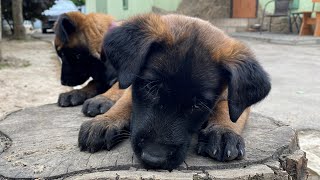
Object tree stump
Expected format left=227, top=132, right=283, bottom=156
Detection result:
left=0, top=104, right=307, bottom=179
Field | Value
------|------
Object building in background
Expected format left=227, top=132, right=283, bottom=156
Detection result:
left=86, top=0, right=320, bottom=34
left=86, top=0, right=181, bottom=20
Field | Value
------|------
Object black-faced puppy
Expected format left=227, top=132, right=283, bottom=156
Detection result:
left=86, top=13, right=271, bottom=170
left=54, top=12, right=122, bottom=116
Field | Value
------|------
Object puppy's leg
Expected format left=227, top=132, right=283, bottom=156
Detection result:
left=58, top=80, right=100, bottom=107
left=82, top=82, right=125, bottom=117
left=78, top=87, right=132, bottom=153
left=197, top=100, right=249, bottom=161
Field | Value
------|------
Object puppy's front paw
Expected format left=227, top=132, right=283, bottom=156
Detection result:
left=197, top=126, right=245, bottom=161
left=78, top=116, right=129, bottom=153
left=82, top=95, right=115, bottom=117
left=58, top=90, right=90, bottom=107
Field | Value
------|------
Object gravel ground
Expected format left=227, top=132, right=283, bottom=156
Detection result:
left=0, top=39, right=70, bottom=118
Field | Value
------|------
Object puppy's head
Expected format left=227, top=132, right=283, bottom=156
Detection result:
left=54, top=12, right=91, bottom=86
left=54, top=12, right=116, bottom=87
left=103, top=14, right=271, bottom=170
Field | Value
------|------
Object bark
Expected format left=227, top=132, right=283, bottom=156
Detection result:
left=0, top=0, right=2, bottom=62
left=12, top=0, right=26, bottom=40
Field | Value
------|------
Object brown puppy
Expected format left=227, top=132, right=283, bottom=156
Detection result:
left=79, top=14, right=271, bottom=170
left=54, top=12, right=124, bottom=117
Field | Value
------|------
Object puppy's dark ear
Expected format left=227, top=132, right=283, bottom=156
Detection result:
left=103, top=14, right=172, bottom=89
left=55, top=14, right=76, bottom=44
left=223, top=56, right=271, bottom=122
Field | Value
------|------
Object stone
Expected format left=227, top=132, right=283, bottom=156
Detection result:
left=177, top=0, right=231, bottom=19
left=299, top=130, right=320, bottom=176
left=0, top=104, right=301, bottom=179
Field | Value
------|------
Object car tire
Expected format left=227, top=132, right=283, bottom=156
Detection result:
left=42, top=28, right=47, bottom=33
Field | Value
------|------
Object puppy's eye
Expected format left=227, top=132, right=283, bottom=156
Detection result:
left=191, top=103, right=202, bottom=113
left=192, top=104, right=200, bottom=109
left=146, top=83, right=155, bottom=90
left=192, top=97, right=200, bottom=108
left=138, top=138, right=145, bottom=147
left=142, top=80, right=160, bottom=97
left=145, top=80, right=159, bottom=90
left=191, top=97, right=207, bottom=112
left=76, top=54, right=81, bottom=60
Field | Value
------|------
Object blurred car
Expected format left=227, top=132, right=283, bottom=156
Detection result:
left=41, top=0, right=79, bottom=33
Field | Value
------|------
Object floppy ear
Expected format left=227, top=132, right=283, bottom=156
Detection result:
left=55, top=13, right=76, bottom=44
left=224, top=57, right=271, bottom=122
left=102, top=14, right=172, bottom=89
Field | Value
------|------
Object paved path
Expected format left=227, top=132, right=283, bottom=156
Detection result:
left=233, top=32, right=320, bottom=45
left=240, top=38, right=320, bottom=175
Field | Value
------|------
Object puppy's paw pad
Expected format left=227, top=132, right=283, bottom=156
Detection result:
left=78, top=118, right=129, bottom=153
left=58, top=90, right=88, bottom=107
left=197, top=127, right=245, bottom=161
left=82, top=95, right=115, bottom=117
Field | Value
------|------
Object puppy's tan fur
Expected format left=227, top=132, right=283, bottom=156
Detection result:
left=54, top=12, right=115, bottom=58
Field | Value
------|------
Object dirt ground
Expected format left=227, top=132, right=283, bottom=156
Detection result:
left=0, top=39, right=70, bottom=118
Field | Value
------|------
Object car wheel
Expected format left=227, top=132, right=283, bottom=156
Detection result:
left=42, top=28, right=47, bottom=33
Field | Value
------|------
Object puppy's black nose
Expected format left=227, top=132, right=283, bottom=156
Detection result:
left=141, top=151, right=166, bottom=166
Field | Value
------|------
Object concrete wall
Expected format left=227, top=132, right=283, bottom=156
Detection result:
left=86, top=0, right=181, bottom=20
left=96, top=0, right=108, bottom=14
left=86, top=0, right=97, bottom=13
left=106, top=0, right=153, bottom=20
left=153, top=0, right=182, bottom=12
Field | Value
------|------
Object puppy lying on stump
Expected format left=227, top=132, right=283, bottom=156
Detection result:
left=79, top=13, right=271, bottom=170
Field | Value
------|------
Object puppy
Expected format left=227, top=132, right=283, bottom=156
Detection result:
left=79, top=14, right=271, bottom=170
left=54, top=12, right=123, bottom=117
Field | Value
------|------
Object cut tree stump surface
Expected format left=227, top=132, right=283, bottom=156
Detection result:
left=0, top=104, right=300, bottom=179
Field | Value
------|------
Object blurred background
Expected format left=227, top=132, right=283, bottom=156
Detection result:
left=1, top=0, right=320, bottom=37
left=0, top=0, right=320, bottom=179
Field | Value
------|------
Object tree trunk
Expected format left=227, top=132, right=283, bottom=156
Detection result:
left=0, top=0, right=2, bottom=62
left=12, top=0, right=26, bottom=40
